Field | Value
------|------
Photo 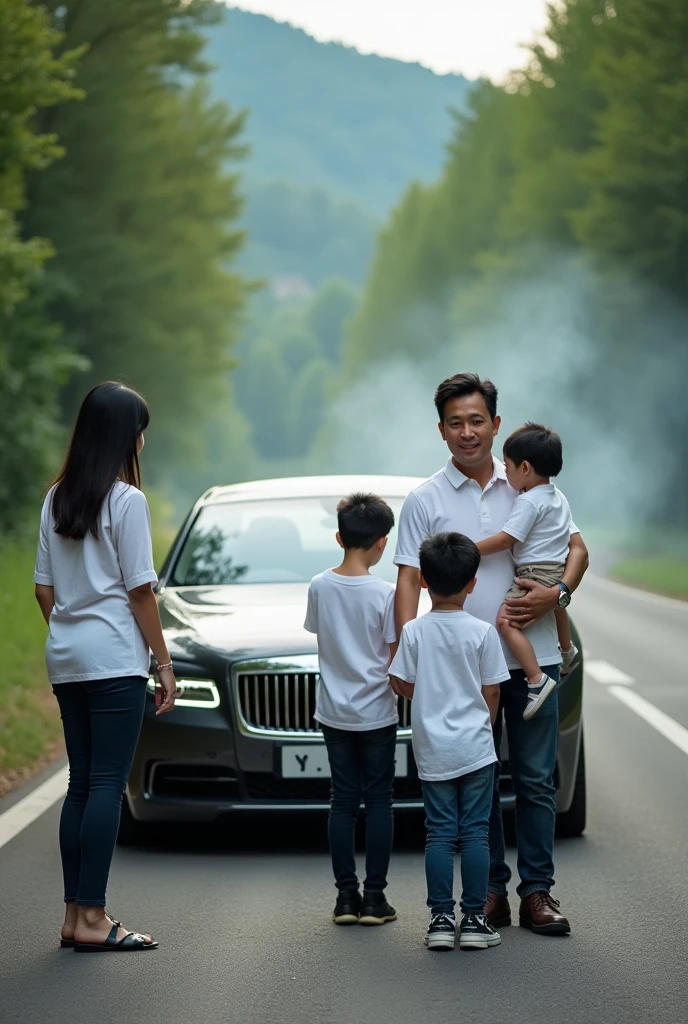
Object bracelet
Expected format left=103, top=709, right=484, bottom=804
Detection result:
left=155, top=661, right=173, bottom=673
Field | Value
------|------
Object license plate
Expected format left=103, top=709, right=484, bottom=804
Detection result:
left=281, top=743, right=408, bottom=778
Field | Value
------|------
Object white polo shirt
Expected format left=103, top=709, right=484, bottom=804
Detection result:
left=394, top=457, right=578, bottom=670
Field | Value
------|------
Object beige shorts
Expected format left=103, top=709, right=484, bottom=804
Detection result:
left=505, top=562, right=566, bottom=600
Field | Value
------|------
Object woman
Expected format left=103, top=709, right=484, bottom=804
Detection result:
left=34, top=381, right=177, bottom=952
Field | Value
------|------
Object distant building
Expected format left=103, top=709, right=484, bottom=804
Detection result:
left=271, top=274, right=315, bottom=302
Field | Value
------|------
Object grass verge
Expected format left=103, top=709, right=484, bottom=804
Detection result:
left=0, top=537, right=63, bottom=794
left=610, top=558, right=688, bottom=601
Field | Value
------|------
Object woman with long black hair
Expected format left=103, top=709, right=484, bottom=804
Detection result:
left=34, top=382, right=177, bottom=952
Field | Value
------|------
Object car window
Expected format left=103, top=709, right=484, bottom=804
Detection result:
left=170, top=496, right=406, bottom=585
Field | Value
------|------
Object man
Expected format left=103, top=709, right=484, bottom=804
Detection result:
left=394, top=372, right=588, bottom=935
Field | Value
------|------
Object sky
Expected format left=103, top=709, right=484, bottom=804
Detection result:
left=227, top=1, right=551, bottom=80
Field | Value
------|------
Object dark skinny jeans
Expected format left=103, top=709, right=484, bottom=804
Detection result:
left=52, top=676, right=147, bottom=906
left=321, top=723, right=397, bottom=893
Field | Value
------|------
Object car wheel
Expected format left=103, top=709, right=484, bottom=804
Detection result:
left=555, top=733, right=586, bottom=838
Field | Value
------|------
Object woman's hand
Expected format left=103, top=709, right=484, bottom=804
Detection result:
left=155, top=666, right=178, bottom=715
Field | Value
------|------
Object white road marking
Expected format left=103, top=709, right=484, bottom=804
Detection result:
left=586, top=660, right=635, bottom=685
left=0, top=766, right=68, bottom=852
left=609, top=686, right=688, bottom=758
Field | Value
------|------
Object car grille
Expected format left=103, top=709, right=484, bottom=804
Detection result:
left=235, top=669, right=411, bottom=734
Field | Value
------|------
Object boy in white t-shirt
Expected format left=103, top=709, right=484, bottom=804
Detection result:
left=476, top=423, right=578, bottom=721
left=304, top=493, right=398, bottom=928
left=390, top=532, right=510, bottom=952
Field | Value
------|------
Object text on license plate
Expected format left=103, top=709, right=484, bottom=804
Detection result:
left=281, top=743, right=408, bottom=779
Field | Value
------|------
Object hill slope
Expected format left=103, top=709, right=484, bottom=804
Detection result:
left=206, top=7, right=472, bottom=214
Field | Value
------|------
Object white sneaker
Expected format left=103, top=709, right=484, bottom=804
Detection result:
left=523, top=675, right=557, bottom=721
left=560, top=643, right=579, bottom=676
left=424, top=912, right=456, bottom=950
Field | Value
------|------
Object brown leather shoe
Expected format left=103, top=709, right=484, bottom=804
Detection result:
left=519, top=892, right=571, bottom=935
left=484, top=891, right=511, bottom=928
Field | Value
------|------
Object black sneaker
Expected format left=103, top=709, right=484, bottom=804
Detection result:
left=333, top=890, right=361, bottom=925
left=459, top=912, right=501, bottom=950
left=424, top=913, right=456, bottom=951
left=358, top=891, right=397, bottom=926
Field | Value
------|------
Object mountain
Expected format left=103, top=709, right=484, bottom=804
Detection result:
left=205, top=7, right=472, bottom=215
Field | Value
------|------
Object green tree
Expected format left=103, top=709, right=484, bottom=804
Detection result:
left=574, top=0, right=688, bottom=296
left=23, top=0, right=248, bottom=472
left=307, top=278, right=358, bottom=363
left=0, top=0, right=83, bottom=531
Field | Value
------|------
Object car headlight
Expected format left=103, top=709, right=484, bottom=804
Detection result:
left=146, top=677, right=220, bottom=708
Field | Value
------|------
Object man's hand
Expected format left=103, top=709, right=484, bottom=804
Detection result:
left=504, top=577, right=559, bottom=630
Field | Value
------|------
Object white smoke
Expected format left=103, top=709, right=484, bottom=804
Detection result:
left=323, top=254, right=683, bottom=534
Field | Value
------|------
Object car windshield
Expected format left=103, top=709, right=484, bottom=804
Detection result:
left=170, top=496, right=406, bottom=585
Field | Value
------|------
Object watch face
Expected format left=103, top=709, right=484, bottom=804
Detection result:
left=558, top=591, right=571, bottom=608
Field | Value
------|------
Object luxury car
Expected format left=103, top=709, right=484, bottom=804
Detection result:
left=119, top=475, right=586, bottom=842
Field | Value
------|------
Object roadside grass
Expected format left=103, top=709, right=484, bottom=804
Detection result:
left=0, top=537, right=62, bottom=788
left=0, top=493, right=178, bottom=793
left=611, top=558, right=688, bottom=600
left=583, top=524, right=688, bottom=602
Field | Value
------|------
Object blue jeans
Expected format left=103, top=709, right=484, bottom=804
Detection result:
left=423, top=762, right=495, bottom=915
left=53, top=677, right=147, bottom=906
left=321, top=723, right=397, bottom=892
left=489, top=665, right=560, bottom=899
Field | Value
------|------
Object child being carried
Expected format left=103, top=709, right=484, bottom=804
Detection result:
left=476, top=422, right=579, bottom=721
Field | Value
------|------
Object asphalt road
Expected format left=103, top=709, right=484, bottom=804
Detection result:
left=1, top=574, right=686, bottom=1024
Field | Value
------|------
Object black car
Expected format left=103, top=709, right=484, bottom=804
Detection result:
left=119, top=475, right=586, bottom=842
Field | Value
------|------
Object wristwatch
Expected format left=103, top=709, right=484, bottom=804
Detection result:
left=555, top=581, right=571, bottom=609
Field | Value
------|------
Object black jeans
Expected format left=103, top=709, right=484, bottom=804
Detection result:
left=321, top=723, right=397, bottom=893
left=52, top=676, right=147, bottom=906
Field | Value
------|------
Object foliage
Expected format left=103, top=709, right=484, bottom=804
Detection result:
left=241, top=181, right=377, bottom=288
left=22, top=0, right=249, bottom=473
left=0, top=0, right=85, bottom=531
left=573, top=0, right=688, bottom=293
left=234, top=279, right=358, bottom=461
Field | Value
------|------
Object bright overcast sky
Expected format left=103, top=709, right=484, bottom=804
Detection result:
left=227, top=1, right=551, bottom=79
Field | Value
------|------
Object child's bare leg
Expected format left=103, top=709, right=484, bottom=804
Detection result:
left=554, top=608, right=572, bottom=652
left=496, top=603, right=545, bottom=685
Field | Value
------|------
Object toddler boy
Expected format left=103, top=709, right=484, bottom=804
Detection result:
left=390, top=532, right=510, bottom=951
left=304, top=493, right=398, bottom=926
left=476, top=423, right=578, bottom=720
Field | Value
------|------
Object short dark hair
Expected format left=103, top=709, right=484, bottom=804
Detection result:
left=434, top=373, right=498, bottom=421
left=419, top=532, right=481, bottom=597
left=503, top=422, right=563, bottom=477
left=337, top=492, right=395, bottom=549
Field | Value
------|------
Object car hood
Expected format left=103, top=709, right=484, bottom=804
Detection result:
left=157, top=583, right=318, bottom=663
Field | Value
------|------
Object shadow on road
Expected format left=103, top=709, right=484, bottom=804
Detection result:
left=120, top=812, right=527, bottom=856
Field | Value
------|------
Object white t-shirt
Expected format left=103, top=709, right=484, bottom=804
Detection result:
left=33, top=482, right=158, bottom=684
left=390, top=611, right=510, bottom=781
left=303, top=570, right=397, bottom=731
left=394, top=457, right=580, bottom=669
left=502, top=484, right=573, bottom=565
